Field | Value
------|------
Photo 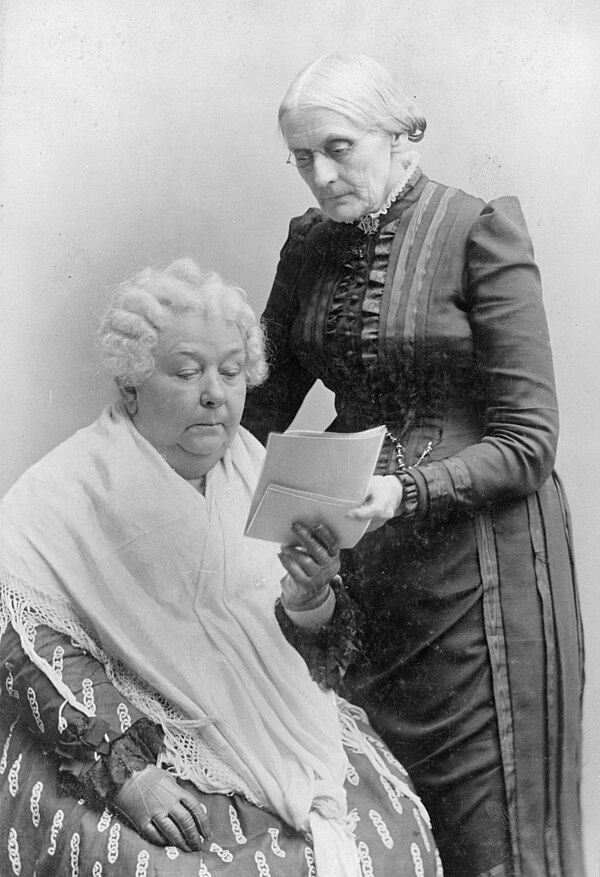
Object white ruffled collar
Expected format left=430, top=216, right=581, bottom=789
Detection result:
left=352, top=151, right=420, bottom=234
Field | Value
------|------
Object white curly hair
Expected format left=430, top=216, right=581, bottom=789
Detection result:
left=97, top=258, right=268, bottom=389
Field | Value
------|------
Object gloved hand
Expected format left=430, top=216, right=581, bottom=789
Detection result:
left=114, top=764, right=212, bottom=851
left=279, top=521, right=340, bottom=611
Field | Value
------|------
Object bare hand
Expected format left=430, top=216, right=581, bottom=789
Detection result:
left=345, top=475, right=403, bottom=531
left=115, top=764, right=212, bottom=851
left=278, top=522, right=340, bottom=610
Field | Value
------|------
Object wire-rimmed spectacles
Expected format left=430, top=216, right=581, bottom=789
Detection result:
left=286, top=130, right=372, bottom=169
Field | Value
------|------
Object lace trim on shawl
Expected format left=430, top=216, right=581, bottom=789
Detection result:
left=336, top=696, right=432, bottom=828
left=0, top=569, right=260, bottom=807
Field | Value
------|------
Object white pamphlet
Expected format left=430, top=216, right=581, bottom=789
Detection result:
left=245, top=425, right=386, bottom=548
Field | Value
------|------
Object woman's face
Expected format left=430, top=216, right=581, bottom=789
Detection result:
left=282, top=107, right=398, bottom=222
left=131, top=312, right=247, bottom=479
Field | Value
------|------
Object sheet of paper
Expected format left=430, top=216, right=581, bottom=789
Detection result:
left=245, top=484, right=370, bottom=549
left=245, top=425, right=386, bottom=546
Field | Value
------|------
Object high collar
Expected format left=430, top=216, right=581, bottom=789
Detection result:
left=352, top=151, right=421, bottom=234
left=327, top=169, right=427, bottom=243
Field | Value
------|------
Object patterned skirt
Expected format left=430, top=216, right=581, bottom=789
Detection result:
left=0, top=701, right=442, bottom=877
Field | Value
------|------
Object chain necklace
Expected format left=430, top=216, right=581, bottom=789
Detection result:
left=386, top=430, right=433, bottom=472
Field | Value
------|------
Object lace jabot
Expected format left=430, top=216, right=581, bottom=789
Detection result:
left=352, top=151, right=420, bottom=234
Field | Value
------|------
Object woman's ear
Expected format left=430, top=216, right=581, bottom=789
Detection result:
left=391, top=132, right=409, bottom=153
left=119, top=384, right=138, bottom=415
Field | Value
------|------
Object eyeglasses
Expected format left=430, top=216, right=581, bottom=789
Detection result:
left=286, top=130, right=372, bottom=169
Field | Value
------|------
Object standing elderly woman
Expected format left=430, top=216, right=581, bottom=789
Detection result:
left=0, top=259, right=439, bottom=877
left=242, top=53, right=585, bottom=877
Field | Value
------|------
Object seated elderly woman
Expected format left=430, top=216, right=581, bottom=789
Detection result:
left=0, top=259, right=440, bottom=877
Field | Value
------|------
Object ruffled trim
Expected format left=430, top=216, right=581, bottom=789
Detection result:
left=388, top=470, right=423, bottom=524
left=361, top=221, right=398, bottom=369
left=324, top=235, right=366, bottom=364
left=350, top=151, right=420, bottom=234
left=274, top=578, right=364, bottom=690
left=81, top=718, right=164, bottom=803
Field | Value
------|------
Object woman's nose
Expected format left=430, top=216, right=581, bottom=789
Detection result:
left=200, top=371, right=226, bottom=407
left=310, top=152, right=339, bottom=187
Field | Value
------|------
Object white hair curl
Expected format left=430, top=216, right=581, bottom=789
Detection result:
left=97, top=258, right=268, bottom=389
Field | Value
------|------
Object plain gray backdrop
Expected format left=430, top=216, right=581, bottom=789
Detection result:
left=1, top=1, right=598, bottom=871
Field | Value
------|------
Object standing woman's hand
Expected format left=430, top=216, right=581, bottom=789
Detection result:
left=278, top=522, right=340, bottom=611
left=345, top=475, right=403, bottom=531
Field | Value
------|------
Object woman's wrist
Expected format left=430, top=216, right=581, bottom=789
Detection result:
left=275, top=576, right=364, bottom=688
left=280, top=574, right=341, bottom=613
left=391, top=470, right=422, bottom=521
left=282, top=585, right=337, bottom=630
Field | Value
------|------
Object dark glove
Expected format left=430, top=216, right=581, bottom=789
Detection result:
left=279, top=522, right=340, bottom=611
left=114, top=764, right=212, bottom=851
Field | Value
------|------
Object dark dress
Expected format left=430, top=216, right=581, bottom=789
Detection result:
left=242, top=170, right=585, bottom=877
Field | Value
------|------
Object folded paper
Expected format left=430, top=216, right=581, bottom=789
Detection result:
left=245, top=426, right=387, bottom=548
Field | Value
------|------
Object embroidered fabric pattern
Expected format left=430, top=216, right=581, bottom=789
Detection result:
left=0, top=579, right=259, bottom=806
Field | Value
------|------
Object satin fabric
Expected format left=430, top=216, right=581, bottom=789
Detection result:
left=242, top=172, right=584, bottom=876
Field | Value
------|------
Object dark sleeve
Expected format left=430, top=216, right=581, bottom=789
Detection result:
left=0, top=623, right=163, bottom=803
left=404, top=197, right=559, bottom=519
left=242, top=210, right=322, bottom=444
left=274, top=577, right=364, bottom=691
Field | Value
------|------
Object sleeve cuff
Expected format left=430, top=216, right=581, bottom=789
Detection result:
left=275, top=577, right=364, bottom=690
left=74, top=718, right=164, bottom=804
left=388, top=469, right=429, bottom=524
left=282, top=586, right=336, bottom=629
